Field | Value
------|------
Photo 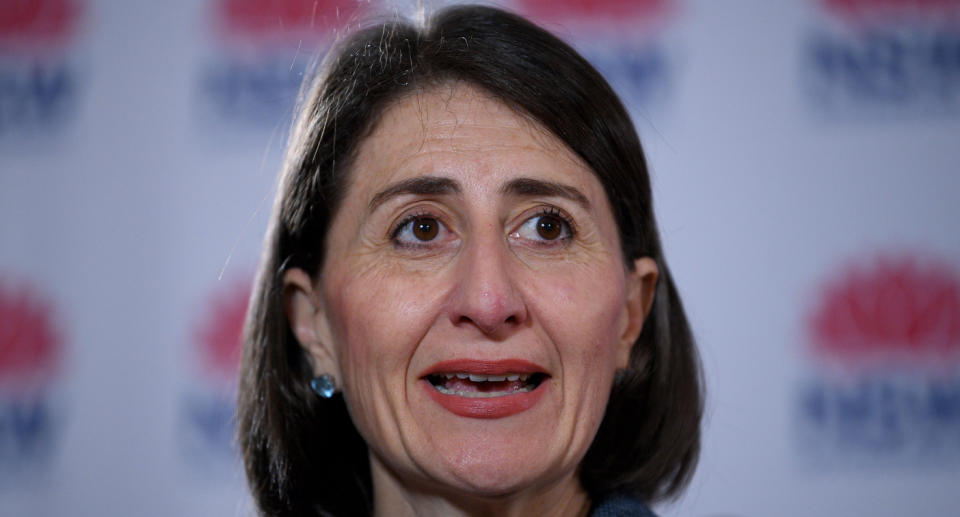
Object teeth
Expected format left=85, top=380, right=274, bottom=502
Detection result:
left=433, top=383, right=535, bottom=397
left=443, top=373, right=532, bottom=382
left=434, top=372, right=539, bottom=383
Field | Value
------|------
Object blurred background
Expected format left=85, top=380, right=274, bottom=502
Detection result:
left=1, top=0, right=958, bottom=515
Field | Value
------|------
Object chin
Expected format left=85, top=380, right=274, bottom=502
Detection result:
left=426, top=436, right=571, bottom=499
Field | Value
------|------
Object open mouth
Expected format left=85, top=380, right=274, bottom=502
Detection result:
left=426, top=372, right=548, bottom=398
left=420, top=360, right=550, bottom=418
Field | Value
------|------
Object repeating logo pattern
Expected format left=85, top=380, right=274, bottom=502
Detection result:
left=0, top=0, right=85, bottom=137
left=179, top=276, right=250, bottom=469
left=803, top=0, right=960, bottom=117
left=198, top=0, right=361, bottom=129
left=797, top=253, right=960, bottom=465
left=0, top=276, right=64, bottom=480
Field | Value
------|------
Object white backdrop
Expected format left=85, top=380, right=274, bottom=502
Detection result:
left=1, top=1, right=958, bottom=516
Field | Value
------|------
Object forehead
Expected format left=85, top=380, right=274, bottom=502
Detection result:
left=346, top=83, right=600, bottom=197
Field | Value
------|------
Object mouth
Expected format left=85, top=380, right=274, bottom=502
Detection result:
left=426, top=372, right=547, bottom=398
left=419, top=359, right=550, bottom=419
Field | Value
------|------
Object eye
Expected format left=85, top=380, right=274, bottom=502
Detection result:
left=513, top=208, right=574, bottom=245
left=391, top=214, right=451, bottom=248
left=411, top=217, right=439, bottom=240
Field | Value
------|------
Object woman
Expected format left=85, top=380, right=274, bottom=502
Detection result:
left=238, top=5, right=702, bottom=516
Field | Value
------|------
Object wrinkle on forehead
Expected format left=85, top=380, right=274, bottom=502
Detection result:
left=370, top=81, right=589, bottom=173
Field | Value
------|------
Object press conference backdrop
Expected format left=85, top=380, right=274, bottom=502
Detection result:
left=1, top=0, right=958, bottom=515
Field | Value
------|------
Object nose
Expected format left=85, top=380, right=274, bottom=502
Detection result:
left=447, top=233, right=527, bottom=337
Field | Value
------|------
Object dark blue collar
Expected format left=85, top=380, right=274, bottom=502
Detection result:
left=589, top=494, right=658, bottom=517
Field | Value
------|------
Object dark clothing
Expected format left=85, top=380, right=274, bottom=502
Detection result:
left=590, top=494, right=658, bottom=517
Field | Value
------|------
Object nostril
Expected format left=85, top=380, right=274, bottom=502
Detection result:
left=455, top=313, right=521, bottom=335
left=449, top=256, right=527, bottom=334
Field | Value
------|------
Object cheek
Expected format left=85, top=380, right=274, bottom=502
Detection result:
left=524, top=263, right=628, bottom=457
left=527, top=263, right=627, bottom=362
left=530, top=263, right=627, bottom=413
left=322, top=274, right=424, bottom=452
left=324, top=267, right=443, bottom=406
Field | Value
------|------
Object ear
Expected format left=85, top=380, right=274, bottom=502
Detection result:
left=283, top=267, right=339, bottom=381
left=616, top=257, right=659, bottom=369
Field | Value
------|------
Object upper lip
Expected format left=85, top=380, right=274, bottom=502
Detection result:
left=418, top=359, right=548, bottom=378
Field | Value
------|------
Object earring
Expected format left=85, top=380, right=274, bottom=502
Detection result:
left=613, top=369, right=629, bottom=385
left=310, top=375, right=336, bottom=399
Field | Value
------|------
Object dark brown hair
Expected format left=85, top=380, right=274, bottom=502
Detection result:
left=238, top=5, right=702, bottom=516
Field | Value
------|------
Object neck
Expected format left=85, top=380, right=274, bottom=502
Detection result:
left=370, top=454, right=592, bottom=517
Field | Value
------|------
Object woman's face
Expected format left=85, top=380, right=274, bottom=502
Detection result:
left=288, top=84, right=656, bottom=500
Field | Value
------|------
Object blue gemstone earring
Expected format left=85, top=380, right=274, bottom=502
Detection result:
left=310, top=375, right=336, bottom=399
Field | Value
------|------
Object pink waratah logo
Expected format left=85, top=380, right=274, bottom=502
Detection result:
left=194, top=278, right=251, bottom=382
left=214, top=0, right=361, bottom=44
left=518, top=0, right=672, bottom=24
left=820, top=0, right=960, bottom=23
left=0, top=0, right=82, bottom=46
left=0, top=279, right=62, bottom=386
left=808, top=255, right=960, bottom=363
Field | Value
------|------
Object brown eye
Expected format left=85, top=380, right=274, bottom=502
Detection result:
left=412, top=217, right=439, bottom=241
left=536, top=216, right=562, bottom=240
left=393, top=214, right=453, bottom=248
left=513, top=210, right=573, bottom=246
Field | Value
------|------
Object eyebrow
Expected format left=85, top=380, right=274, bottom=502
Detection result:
left=368, top=176, right=461, bottom=211
left=500, top=178, right=590, bottom=209
left=367, top=175, right=590, bottom=212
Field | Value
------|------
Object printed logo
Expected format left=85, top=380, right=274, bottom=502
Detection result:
left=198, top=0, right=362, bottom=129
left=516, top=0, right=676, bottom=109
left=0, top=276, right=64, bottom=480
left=796, top=254, right=960, bottom=466
left=0, top=0, right=85, bottom=137
left=803, top=0, right=960, bottom=117
left=214, top=0, right=359, bottom=44
left=179, top=275, right=250, bottom=469
left=518, top=0, right=670, bottom=25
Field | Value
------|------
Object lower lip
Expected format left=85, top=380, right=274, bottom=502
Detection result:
left=421, top=379, right=548, bottom=419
